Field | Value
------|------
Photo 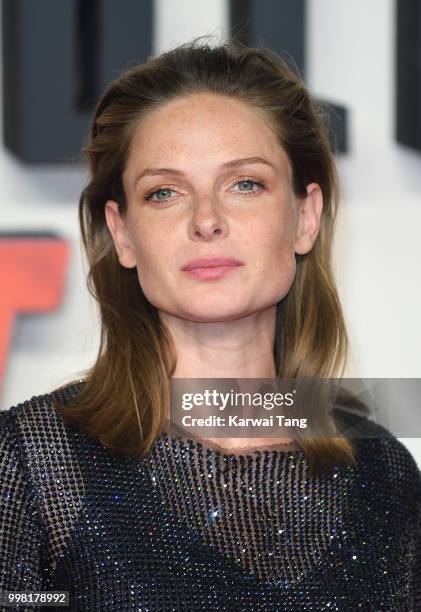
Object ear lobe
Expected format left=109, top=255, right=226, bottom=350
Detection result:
left=294, top=183, right=323, bottom=255
left=104, top=200, right=137, bottom=268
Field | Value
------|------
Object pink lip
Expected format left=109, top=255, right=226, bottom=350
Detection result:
left=182, top=257, right=244, bottom=271
left=181, top=257, right=244, bottom=281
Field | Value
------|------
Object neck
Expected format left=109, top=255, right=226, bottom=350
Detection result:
left=160, top=304, right=278, bottom=379
left=159, top=305, right=296, bottom=451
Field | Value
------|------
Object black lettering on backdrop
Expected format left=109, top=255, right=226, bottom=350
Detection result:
left=2, top=0, right=153, bottom=163
left=15, top=1, right=421, bottom=162
left=396, top=0, right=421, bottom=152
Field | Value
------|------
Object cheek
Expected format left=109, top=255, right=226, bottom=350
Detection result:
left=254, top=211, right=295, bottom=265
left=254, top=219, right=297, bottom=297
left=128, top=218, right=161, bottom=265
left=129, top=227, right=174, bottom=288
left=270, top=241, right=297, bottom=292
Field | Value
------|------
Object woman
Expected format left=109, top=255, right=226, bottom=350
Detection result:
left=1, top=36, right=420, bottom=611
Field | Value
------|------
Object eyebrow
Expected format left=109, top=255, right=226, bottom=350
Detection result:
left=133, top=156, right=276, bottom=189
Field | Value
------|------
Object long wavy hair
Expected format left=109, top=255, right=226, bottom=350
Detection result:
left=54, top=35, right=365, bottom=477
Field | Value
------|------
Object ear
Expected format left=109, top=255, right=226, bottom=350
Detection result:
left=294, top=183, right=323, bottom=255
left=104, top=200, right=137, bottom=268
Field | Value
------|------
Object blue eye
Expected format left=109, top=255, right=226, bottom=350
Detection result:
left=144, top=187, right=176, bottom=202
left=233, top=179, right=264, bottom=194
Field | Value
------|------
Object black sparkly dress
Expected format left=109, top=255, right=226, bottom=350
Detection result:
left=0, top=382, right=420, bottom=611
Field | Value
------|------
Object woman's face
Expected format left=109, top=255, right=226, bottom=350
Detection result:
left=105, top=92, right=322, bottom=322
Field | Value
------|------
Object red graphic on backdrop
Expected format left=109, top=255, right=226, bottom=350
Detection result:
left=0, top=234, right=69, bottom=394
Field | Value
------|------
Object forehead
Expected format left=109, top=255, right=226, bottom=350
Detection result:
left=124, top=93, right=292, bottom=182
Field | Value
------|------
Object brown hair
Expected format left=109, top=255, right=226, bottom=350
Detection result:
left=54, top=34, right=364, bottom=477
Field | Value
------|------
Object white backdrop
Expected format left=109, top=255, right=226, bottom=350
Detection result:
left=1, top=0, right=420, bottom=465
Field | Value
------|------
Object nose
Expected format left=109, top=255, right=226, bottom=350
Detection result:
left=188, top=197, right=228, bottom=241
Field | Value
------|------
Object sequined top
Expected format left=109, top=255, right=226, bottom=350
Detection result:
left=1, top=382, right=420, bottom=611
